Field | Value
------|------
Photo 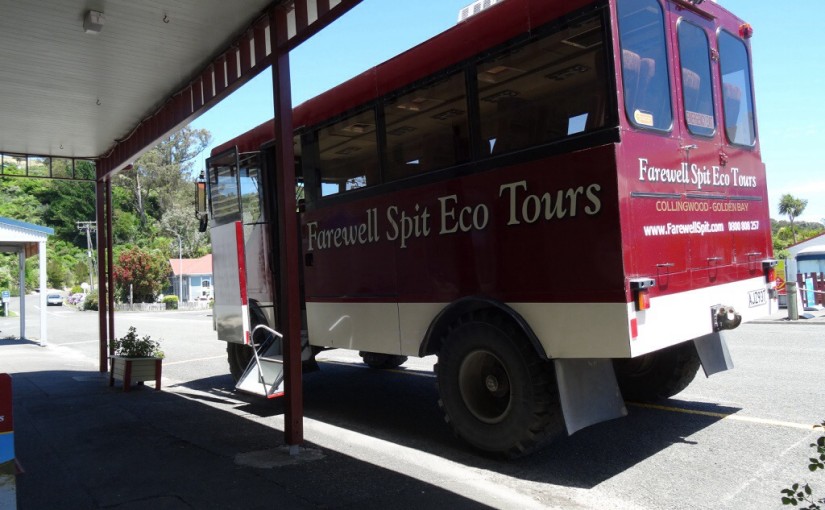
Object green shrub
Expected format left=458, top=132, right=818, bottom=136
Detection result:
left=113, top=326, right=164, bottom=358
left=162, top=295, right=179, bottom=310
left=70, top=285, right=84, bottom=295
left=782, top=421, right=825, bottom=508
left=83, top=290, right=99, bottom=311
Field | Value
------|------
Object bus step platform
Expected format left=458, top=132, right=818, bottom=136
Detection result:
left=235, top=330, right=285, bottom=399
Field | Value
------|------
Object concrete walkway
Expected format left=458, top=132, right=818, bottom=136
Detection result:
left=0, top=340, right=491, bottom=510
left=750, top=305, right=825, bottom=325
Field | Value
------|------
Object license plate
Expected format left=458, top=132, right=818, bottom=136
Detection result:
left=748, top=288, right=768, bottom=308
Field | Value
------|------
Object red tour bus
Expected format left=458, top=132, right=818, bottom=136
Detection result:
left=197, top=0, right=776, bottom=457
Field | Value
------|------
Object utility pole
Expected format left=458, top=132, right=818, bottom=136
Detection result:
left=77, top=221, right=97, bottom=292
left=166, top=229, right=184, bottom=303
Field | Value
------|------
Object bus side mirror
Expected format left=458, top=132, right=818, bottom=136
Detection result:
left=198, top=215, right=209, bottom=233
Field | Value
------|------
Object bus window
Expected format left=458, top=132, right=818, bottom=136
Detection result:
left=209, top=161, right=241, bottom=225
left=313, top=109, right=379, bottom=197
left=678, top=21, right=715, bottom=137
left=238, top=153, right=262, bottom=224
left=718, top=30, right=756, bottom=146
left=617, top=0, right=672, bottom=131
left=383, top=71, right=470, bottom=180
left=477, top=13, right=608, bottom=155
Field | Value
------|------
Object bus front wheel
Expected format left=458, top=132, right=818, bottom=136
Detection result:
left=359, top=351, right=408, bottom=369
left=436, top=311, right=564, bottom=458
left=227, top=342, right=252, bottom=382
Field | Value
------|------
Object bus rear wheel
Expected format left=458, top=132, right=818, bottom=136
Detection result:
left=436, top=311, right=564, bottom=458
left=613, top=341, right=701, bottom=401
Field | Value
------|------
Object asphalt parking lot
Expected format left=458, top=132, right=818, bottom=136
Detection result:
left=1, top=300, right=824, bottom=509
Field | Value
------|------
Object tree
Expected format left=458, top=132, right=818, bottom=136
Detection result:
left=38, top=179, right=96, bottom=246
left=0, top=176, right=46, bottom=223
left=116, top=126, right=211, bottom=227
left=112, top=247, right=170, bottom=303
left=160, top=203, right=210, bottom=258
left=779, top=194, right=808, bottom=244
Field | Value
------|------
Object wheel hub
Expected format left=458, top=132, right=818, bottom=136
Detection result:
left=458, top=349, right=512, bottom=424
left=484, top=374, right=499, bottom=392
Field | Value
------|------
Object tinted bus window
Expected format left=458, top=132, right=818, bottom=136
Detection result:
left=383, top=71, right=470, bottom=180
left=617, top=0, right=672, bottom=131
left=209, top=162, right=241, bottom=225
left=719, top=30, right=756, bottom=146
left=477, top=13, right=608, bottom=155
left=313, top=109, right=379, bottom=196
left=678, top=21, right=715, bottom=137
left=238, top=153, right=262, bottom=223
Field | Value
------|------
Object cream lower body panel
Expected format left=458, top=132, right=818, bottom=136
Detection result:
left=632, top=275, right=776, bottom=357
left=305, top=302, right=401, bottom=354
left=307, top=276, right=776, bottom=360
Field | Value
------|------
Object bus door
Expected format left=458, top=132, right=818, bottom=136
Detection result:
left=668, top=5, right=732, bottom=282
left=206, top=147, right=284, bottom=397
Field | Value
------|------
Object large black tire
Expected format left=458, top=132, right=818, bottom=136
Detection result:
left=359, top=351, right=408, bottom=369
left=613, top=341, right=701, bottom=401
left=227, top=342, right=252, bottom=382
left=436, top=311, right=565, bottom=458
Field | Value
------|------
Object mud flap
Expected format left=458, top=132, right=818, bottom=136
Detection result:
left=693, top=332, right=733, bottom=377
left=554, top=359, right=628, bottom=435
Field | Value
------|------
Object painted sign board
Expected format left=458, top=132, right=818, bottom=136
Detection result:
left=775, top=260, right=786, bottom=296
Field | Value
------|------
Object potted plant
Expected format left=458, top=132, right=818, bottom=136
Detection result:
left=108, top=327, right=165, bottom=392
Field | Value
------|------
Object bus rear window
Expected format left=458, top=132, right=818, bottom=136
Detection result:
left=719, top=30, right=756, bottom=146
left=678, top=21, right=715, bottom=137
left=617, top=0, right=672, bottom=131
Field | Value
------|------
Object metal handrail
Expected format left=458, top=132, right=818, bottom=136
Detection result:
left=248, top=324, right=284, bottom=394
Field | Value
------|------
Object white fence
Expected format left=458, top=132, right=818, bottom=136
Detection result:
left=114, top=301, right=211, bottom=312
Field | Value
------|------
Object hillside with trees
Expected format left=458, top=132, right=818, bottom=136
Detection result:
left=0, top=126, right=211, bottom=301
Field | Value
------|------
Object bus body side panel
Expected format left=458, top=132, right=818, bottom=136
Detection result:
left=212, top=222, right=245, bottom=344
left=302, top=144, right=631, bottom=359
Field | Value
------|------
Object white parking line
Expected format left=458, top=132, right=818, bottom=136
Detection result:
left=164, top=355, right=226, bottom=366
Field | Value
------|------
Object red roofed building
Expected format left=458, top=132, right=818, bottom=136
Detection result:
left=169, top=254, right=213, bottom=302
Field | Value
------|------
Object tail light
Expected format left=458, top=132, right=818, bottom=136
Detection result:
left=630, top=278, right=655, bottom=311
left=763, top=259, right=778, bottom=299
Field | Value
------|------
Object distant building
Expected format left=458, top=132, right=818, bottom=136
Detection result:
left=168, top=254, right=213, bottom=302
left=785, top=232, right=825, bottom=309
left=786, top=232, right=825, bottom=278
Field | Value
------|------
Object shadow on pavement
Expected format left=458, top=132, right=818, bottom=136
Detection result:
left=10, top=368, right=494, bottom=510
left=175, top=360, right=742, bottom=490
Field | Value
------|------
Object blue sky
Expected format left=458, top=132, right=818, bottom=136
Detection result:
left=191, top=0, right=825, bottom=224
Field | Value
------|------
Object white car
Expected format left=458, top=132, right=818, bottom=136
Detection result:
left=46, top=294, right=63, bottom=306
